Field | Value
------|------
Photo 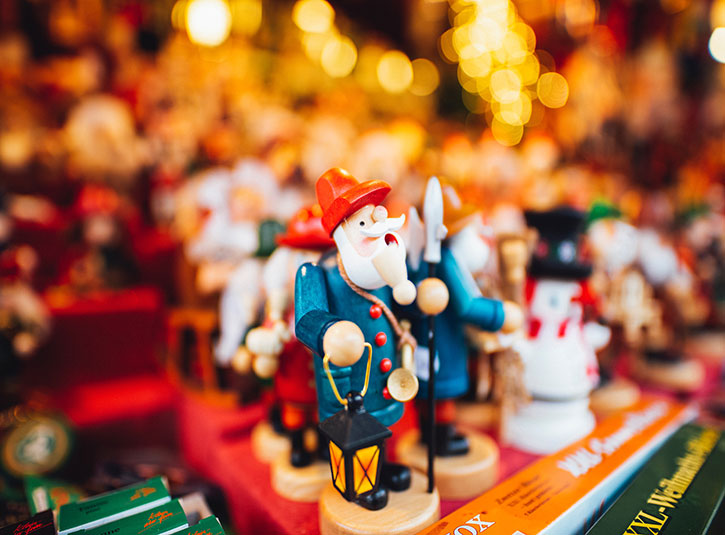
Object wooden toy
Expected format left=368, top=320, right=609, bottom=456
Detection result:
left=397, top=182, right=523, bottom=500
left=505, top=207, right=611, bottom=454
left=295, top=168, right=439, bottom=533
left=632, top=229, right=706, bottom=392
left=244, top=206, right=336, bottom=502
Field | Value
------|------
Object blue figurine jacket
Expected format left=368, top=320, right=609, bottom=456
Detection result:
left=409, top=247, right=505, bottom=400
left=295, top=255, right=404, bottom=427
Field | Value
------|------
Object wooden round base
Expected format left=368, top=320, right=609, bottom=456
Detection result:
left=251, top=421, right=290, bottom=464
left=319, top=471, right=439, bottom=535
left=590, top=377, right=640, bottom=416
left=632, top=357, right=705, bottom=393
left=455, top=401, right=498, bottom=430
left=271, top=456, right=329, bottom=502
left=395, top=429, right=499, bottom=501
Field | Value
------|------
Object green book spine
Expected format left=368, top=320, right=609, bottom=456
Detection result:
left=175, top=517, right=224, bottom=535
left=24, top=475, right=85, bottom=514
left=58, top=477, right=170, bottom=535
left=82, top=499, right=188, bottom=535
left=587, top=423, right=725, bottom=535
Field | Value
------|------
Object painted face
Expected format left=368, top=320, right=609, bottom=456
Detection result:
left=334, top=204, right=413, bottom=303
left=529, top=279, right=580, bottom=321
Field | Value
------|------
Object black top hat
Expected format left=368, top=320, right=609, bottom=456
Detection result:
left=525, top=207, right=592, bottom=280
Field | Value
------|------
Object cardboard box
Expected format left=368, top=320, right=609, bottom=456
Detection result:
left=419, top=397, right=695, bottom=535
left=58, top=477, right=170, bottom=535
left=82, top=499, right=188, bottom=535
left=587, top=423, right=725, bottom=534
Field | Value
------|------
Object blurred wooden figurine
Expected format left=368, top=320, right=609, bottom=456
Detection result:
left=396, top=184, right=523, bottom=501
left=586, top=207, right=642, bottom=415
left=295, top=168, right=439, bottom=535
left=506, top=208, right=610, bottom=454
left=63, top=184, right=138, bottom=293
left=631, top=229, right=707, bottom=392
left=243, top=206, right=334, bottom=502
left=0, top=191, right=50, bottom=382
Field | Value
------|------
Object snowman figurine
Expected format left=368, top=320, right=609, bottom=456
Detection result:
left=506, top=208, right=610, bottom=454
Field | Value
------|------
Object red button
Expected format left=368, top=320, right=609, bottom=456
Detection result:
left=375, top=332, right=387, bottom=346
left=382, top=387, right=391, bottom=399
left=369, top=305, right=382, bottom=319
left=379, top=358, right=392, bottom=373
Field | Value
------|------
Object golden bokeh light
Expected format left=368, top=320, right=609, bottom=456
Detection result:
left=490, top=68, right=522, bottom=104
left=186, top=0, right=232, bottom=47
left=171, top=0, right=187, bottom=30
left=410, top=58, right=440, bottom=96
left=292, top=0, right=334, bottom=33
left=710, top=27, right=725, bottom=63
left=712, top=0, right=725, bottom=28
left=321, top=35, right=357, bottom=77
left=230, top=0, right=262, bottom=36
left=377, top=51, right=414, bottom=93
left=491, top=118, right=524, bottom=146
left=537, top=72, right=569, bottom=108
left=557, top=0, right=598, bottom=38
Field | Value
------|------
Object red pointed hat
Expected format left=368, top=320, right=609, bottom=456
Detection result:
left=277, top=205, right=336, bottom=250
left=316, top=168, right=391, bottom=236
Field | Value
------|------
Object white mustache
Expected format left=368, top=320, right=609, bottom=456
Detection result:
left=360, top=215, right=406, bottom=237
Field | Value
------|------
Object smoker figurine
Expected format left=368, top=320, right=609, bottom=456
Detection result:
left=295, top=168, right=440, bottom=535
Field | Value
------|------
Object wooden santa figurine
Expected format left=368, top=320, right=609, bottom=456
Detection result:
left=506, top=208, right=610, bottom=454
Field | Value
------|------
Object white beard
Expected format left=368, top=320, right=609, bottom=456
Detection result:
left=334, top=226, right=388, bottom=290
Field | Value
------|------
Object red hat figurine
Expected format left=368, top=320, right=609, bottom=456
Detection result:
left=277, top=205, right=335, bottom=250
left=316, top=168, right=391, bottom=236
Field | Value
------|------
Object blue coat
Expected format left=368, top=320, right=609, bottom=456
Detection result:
left=295, top=255, right=404, bottom=427
left=409, top=247, right=504, bottom=400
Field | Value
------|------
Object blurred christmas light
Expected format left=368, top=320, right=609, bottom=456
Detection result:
left=230, top=0, right=262, bottom=36
left=537, top=72, right=569, bottom=108
left=171, top=0, right=187, bottom=30
left=321, top=35, right=357, bottom=77
left=293, top=0, right=334, bottom=33
left=440, top=0, right=569, bottom=145
left=490, top=68, right=522, bottom=103
left=557, top=0, right=598, bottom=39
left=712, top=0, right=725, bottom=28
left=491, top=117, right=523, bottom=146
left=410, top=58, right=440, bottom=96
left=377, top=51, right=413, bottom=93
left=186, top=0, right=232, bottom=47
left=710, top=27, right=725, bottom=63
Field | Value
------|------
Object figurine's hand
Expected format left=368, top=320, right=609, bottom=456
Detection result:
left=232, top=346, right=253, bottom=374
left=501, top=300, right=524, bottom=333
left=323, top=321, right=365, bottom=367
left=246, top=325, right=286, bottom=358
left=416, top=277, right=449, bottom=315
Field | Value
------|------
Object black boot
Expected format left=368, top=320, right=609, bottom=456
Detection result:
left=354, top=487, right=388, bottom=510
left=381, top=462, right=411, bottom=492
left=435, top=423, right=469, bottom=457
left=269, top=405, right=285, bottom=434
left=317, top=428, right=329, bottom=461
left=290, top=429, right=312, bottom=468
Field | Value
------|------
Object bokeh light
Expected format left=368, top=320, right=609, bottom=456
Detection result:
left=230, top=0, right=262, bottom=36
left=410, top=58, right=440, bottom=96
left=537, top=72, right=569, bottom=108
left=377, top=51, right=413, bottom=93
left=321, top=35, right=357, bottom=78
left=709, top=27, right=725, bottom=63
left=185, top=0, right=232, bottom=47
left=292, top=0, right=334, bottom=33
